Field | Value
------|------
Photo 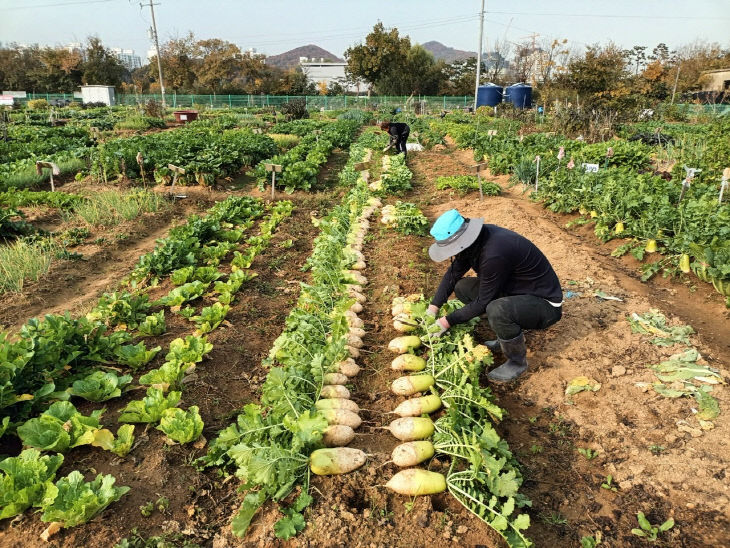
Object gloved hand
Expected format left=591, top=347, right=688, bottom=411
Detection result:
left=429, top=317, right=450, bottom=337
left=426, top=304, right=439, bottom=317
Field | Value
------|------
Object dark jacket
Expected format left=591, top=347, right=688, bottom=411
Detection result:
left=431, top=224, right=562, bottom=326
left=388, top=122, right=409, bottom=141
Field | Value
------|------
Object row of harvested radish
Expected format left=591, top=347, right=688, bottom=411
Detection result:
left=309, top=193, right=382, bottom=477
left=384, top=298, right=448, bottom=496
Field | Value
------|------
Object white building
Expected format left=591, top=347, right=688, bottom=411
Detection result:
left=300, top=60, right=360, bottom=93
left=111, top=48, right=142, bottom=70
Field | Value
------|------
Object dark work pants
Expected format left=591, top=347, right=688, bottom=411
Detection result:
left=395, top=129, right=409, bottom=157
left=454, top=277, right=562, bottom=340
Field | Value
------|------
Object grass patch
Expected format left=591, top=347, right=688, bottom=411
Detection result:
left=68, top=190, right=165, bottom=227
left=114, top=115, right=167, bottom=131
left=0, top=157, right=87, bottom=191
left=0, top=238, right=58, bottom=293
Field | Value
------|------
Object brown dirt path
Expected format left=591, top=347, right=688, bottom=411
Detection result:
left=404, top=143, right=730, bottom=547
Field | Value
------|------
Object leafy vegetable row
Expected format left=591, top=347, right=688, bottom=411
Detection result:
left=387, top=296, right=532, bottom=547
left=253, top=119, right=361, bottom=192
left=91, top=126, right=278, bottom=186
left=199, top=135, right=381, bottom=539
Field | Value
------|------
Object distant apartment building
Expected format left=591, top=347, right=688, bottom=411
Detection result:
left=300, top=59, right=361, bottom=93
left=110, top=48, right=142, bottom=70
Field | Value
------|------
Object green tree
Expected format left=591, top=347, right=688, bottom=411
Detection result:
left=377, top=45, right=445, bottom=95
left=344, top=22, right=411, bottom=94
left=82, top=37, right=127, bottom=87
left=558, top=43, right=629, bottom=106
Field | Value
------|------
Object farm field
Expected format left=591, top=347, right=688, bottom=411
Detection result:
left=0, top=105, right=728, bottom=548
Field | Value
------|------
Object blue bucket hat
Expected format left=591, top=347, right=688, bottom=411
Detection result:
left=428, top=209, right=483, bottom=262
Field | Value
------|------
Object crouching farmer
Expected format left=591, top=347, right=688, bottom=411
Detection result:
left=426, top=209, right=563, bottom=382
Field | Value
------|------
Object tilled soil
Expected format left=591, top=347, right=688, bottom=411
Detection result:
left=1, top=143, right=729, bottom=548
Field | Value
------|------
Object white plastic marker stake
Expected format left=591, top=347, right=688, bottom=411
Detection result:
left=534, top=155, right=541, bottom=191
left=557, top=146, right=565, bottom=170
left=679, top=165, right=702, bottom=204
left=720, top=168, right=730, bottom=204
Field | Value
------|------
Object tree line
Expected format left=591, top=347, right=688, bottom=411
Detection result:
left=1, top=25, right=728, bottom=108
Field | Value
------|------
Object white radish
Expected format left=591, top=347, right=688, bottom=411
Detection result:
left=323, top=372, right=349, bottom=385
left=391, top=374, right=435, bottom=396
left=349, top=327, right=366, bottom=338
left=392, top=395, right=442, bottom=417
left=391, top=354, right=426, bottom=372
left=388, top=336, right=422, bottom=354
left=338, top=359, right=360, bottom=377
left=310, top=447, right=366, bottom=475
left=346, top=345, right=360, bottom=358
left=386, top=469, right=446, bottom=495
left=323, top=424, right=355, bottom=447
left=346, top=333, right=363, bottom=348
left=321, top=385, right=350, bottom=399
left=392, top=441, right=435, bottom=467
left=321, top=408, right=362, bottom=429
left=387, top=417, right=434, bottom=441
left=350, top=302, right=363, bottom=314
left=315, top=398, right=359, bottom=412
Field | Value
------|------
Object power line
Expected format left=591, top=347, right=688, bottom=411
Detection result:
left=487, top=9, right=730, bottom=21
left=3, top=0, right=114, bottom=10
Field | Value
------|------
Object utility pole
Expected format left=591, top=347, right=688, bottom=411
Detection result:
left=143, top=0, right=166, bottom=107
left=474, top=0, right=485, bottom=111
left=670, top=62, right=681, bottom=105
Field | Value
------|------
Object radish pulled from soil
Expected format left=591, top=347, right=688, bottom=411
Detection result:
left=392, top=441, right=435, bottom=467
left=323, top=424, right=356, bottom=447
left=387, top=417, right=434, bottom=441
left=386, top=469, right=446, bottom=495
left=320, top=384, right=351, bottom=399
left=393, top=394, right=442, bottom=417
left=323, top=372, right=349, bottom=385
left=390, top=353, right=426, bottom=371
left=315, top=398, right=360, bottom=412
left=320, top=408, right=362, bottom=429
left=388, top=336, right=422, bottom=354
left=310, top=447, right=367, bottom=475
left=350, top=302, right=363, bottom=314
left=391, top=374, right=435, bottom=396
left=337, top=358, right=360, bottom=377
left=393, top=319, right=416, bottom=333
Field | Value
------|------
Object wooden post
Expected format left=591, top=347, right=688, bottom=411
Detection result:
left=35, top=161, right=60, bottom=191
left=534, top=155, right=541, bottom=191
left=136, top=152, right=145, bottom=186
left=471, top=162, right=488, bottom=201
left=313, top=129, right=322, bottom=143
left=265, top=163, right=282, bottom=200
left=168, top=163, right=186, bottom=197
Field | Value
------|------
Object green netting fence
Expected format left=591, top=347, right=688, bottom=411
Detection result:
left=21, top=93, right=473, bottom=110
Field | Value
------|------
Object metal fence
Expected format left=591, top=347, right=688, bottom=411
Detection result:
left=21, top=93, right=472, bottom=110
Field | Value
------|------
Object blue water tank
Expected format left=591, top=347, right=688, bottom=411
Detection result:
left=504, top=83, right=532, bottom=109
left=476, top=84, right=503, bottom=107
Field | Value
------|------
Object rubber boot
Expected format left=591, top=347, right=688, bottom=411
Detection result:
left=487, top=332, right=528, bottom=382
left=484, top=339, right=500, bottom=352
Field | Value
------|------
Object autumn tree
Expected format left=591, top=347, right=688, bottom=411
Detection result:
left=377, top=45, right=445, bottom=95
left=194, top=38, right=241, bottom=93
left=150, top=32, right=197, bottom=92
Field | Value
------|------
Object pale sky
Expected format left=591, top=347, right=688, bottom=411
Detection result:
left=1, top=0, right=728, bottom=59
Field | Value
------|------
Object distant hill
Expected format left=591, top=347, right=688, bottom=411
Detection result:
left=266, top=45, right=343, bottom=68
left=422, top=41, right=476, bottom=63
